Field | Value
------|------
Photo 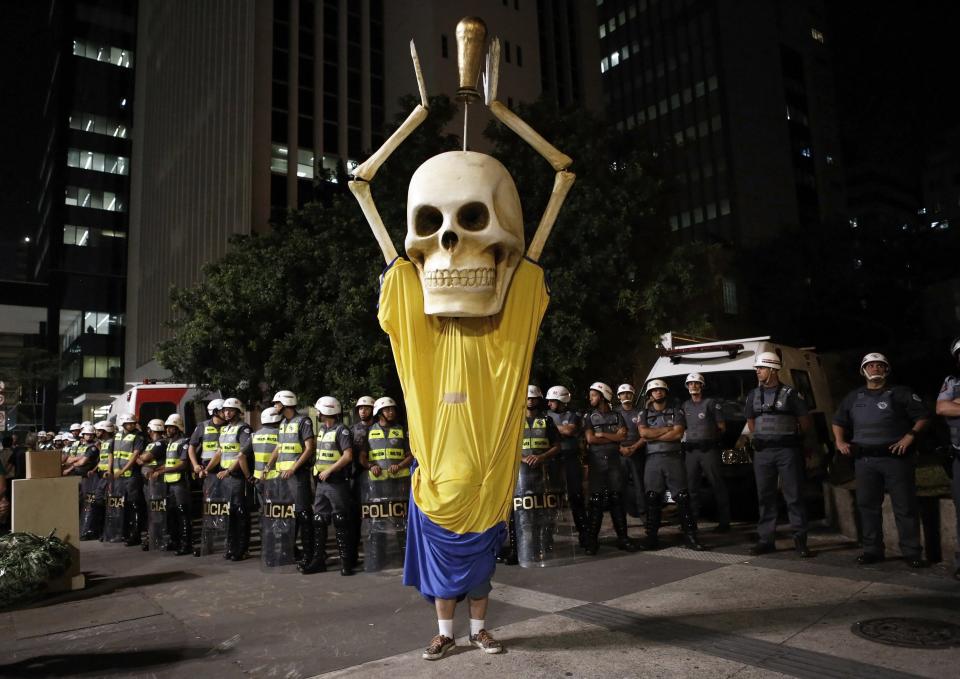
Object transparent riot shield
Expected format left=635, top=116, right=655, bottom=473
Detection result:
left=514, top=459, right=579, bottom=568
left=360, top=475, right=409, bottom=572
left=103, top=479, right=126, bottom=543
left=259, top=478, right=298, bottom=571
left=147, top=477, right=170, bottom=552
left=79, top=475, right=100, bottom=539
left=200, top=475, right=230, bottom=556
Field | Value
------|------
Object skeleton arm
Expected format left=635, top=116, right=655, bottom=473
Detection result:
left=484, top=38, right=575, bottom=262
left=349, top=41, right=429, bottom=264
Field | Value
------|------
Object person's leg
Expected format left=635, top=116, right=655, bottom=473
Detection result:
left=883, top=458, right=923, bottom=562
left=855, top=457, right=885, bottom=558
left=777, top=449, right=811, bottom=556
left=752, top=450, right=779, bottom=547
left=702, top=449, right=732, bottom=527
left=423, top=598, right=457, bottom=660
left=669, top=456, right=704, bottom=550
left=467, top=579, right=503, bottom=653
left=684, top=451, right=704, bottom=521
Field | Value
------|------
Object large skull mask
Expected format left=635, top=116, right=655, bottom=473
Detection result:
left=405, top=151, right=524, bottom=317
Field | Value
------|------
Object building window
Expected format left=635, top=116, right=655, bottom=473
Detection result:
left=719, top=198, right=731, bottom=215
left=67, top=148, right=129, bottom=175
left=722, top=278, right=738, bottom=314
left=441, top=34, right=448, bottom=58
left=504, top=41, right=511, bottom=63
left=72, top=39, right=133, bottom=68
left=63, top=225, right=126, bottom=246
left=82, top=356, right=121, bottom=379
left=296, top=148, right=314, bottom=178
left=69, top=112, right=128, bottom=138
left=517, top=45, right=523, bottom=67
left=270, top=144, right=288, bottom=175
left=811, top=28, right=825, bottom=44
left=64, top=186, right=126, bottom=212
left=800, top=147, right=812, bottom=158
left=601, top=57, right=609, bottom=73
left=599, top=25, right=606, bottom=39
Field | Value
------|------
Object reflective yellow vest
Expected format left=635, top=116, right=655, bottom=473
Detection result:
left=113, top=432, right=138, bottom=477
left=163, top=438, right=187, bottom=483
left=97, top=438, right=112, bottom=472
left=219, top=423, right=243, bottom=469
left=522, top=417, right=550, bottom=452
left=314, top=425, right=345, bottom=475
left=367, top=424, right=410, bottom=480
left=253, top=426, right=279, bottom=480
left=199, top=420, right=221, bottom=462
left=277, top=416, right=305, bottom=472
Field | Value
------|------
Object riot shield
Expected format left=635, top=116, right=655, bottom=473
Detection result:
left=103, top=480, right=126, bottom=543
left=147, top=478, right=170, bottom=552
left=514, top=459, right=579, bottom=568
left=360, top=475, right=409, bottom=572
left=79, top=475, right=102, bottom=540
left=259, top=478, right=298, bottom=571
left=200, top=475, right=230, bottom=556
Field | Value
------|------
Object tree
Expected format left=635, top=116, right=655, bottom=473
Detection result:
left=12, top=347, right=59, bottom=429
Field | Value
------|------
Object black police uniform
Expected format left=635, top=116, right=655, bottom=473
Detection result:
left=618, top=405, right=646, bottom=517
left=745, top=384, right=808, bottom=550
left=938, top=375, right=960, bottom=572
left=835, top=384, right=928, bottom=561
left=582, top=408, right=635, bottom=553
left=546, top=407, right=586, bottom=542
left=682, top=397, right=730, bottom=526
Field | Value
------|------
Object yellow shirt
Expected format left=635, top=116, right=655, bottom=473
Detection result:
left=378, top=258, right=549, bottom=535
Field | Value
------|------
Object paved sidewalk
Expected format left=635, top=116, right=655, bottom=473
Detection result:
left=1, top=521, right=958, bottom=678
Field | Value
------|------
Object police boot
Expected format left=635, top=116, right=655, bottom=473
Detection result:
left=124, top=503, right=142, bottom=547
left=81, top=502, right=104, bottom=540
left=230, top=505, right=251, bottom=561
left=176, top=505, right=194, bottom=555
left=643, top=491, right=662, bottom=550
left=794, top=534, right=814, bottom=558
left=583, top=494, right=605, bottom=555
left=300, top=516, right=328, bottom=574
left=499, top=516, right=519, bottom=565
left=609, top=493, right=638, bottom=552
left=333, top=512, right=355, bottom=576
left=296, top=510, right=315, bottom=570
left=676, top=491, right=706, bottom=551
left=570, top=500, right=588, bottom=548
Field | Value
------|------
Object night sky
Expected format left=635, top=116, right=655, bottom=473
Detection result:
left=0, top=1, right=958, bottom=257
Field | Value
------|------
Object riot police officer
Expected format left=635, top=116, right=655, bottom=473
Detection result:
left=360, top=396, right=413, bottom=571
left=639, top=380, right=704, bottom=551
left=112, top=413, right=147, bottom=546
left=213, top=398, right=254, bottom=561
left=682, top=373, right=731, bottom=532
left=302, top=396, right=355, bottom=575
left=268, top=390, right=317, bottom=571
left=63, top=424, right=98, bottom=478
left=140, top=418, right=168, bottom=551
left=188, top=398, right=225, bottom=479
left=834, top=353, right=930, bottom=568
left=582, top=382, right=637, bottom=554
left=152, top=414, right=193, bottom=555
left=545, top=385, right=586, bottom=545
left=617, top=384, right=646, bottom=520
left=80, top=421, right=114, bottom=540
left=936, top=338, right=960, bottom=581
left=745, top=351, right=813, bottom=557
left=350, top=396, right=377, bottom=561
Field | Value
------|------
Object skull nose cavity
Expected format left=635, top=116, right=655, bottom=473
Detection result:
left=441, top=230, right=459, bottom=251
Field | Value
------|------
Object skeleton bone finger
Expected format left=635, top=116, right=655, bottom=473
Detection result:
left=410, top=40, right=428, bottom=108
left=351, top=105, right=428, bottom=182
left=488, top=100, right=572, bottom=172
left=349, top=180, right=399, bottom=264
left=527, top=170, right=576, bottom=262
left=483, top=37, right=501, bottom=106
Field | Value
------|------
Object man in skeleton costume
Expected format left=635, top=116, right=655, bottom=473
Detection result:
left=348, top=20, right=574, bottom=660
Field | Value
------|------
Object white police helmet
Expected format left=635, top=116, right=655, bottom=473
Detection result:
left=164, top=413, right=184, bottom=430
left=221, top=397, right=244, bottom=413
left=754, top=351, right=782, bottom=370
left=685, top=373, right=705, bottom=385
left=117, top=412, right=137, bottom=427
left=356, top=396, right=376, bottom=408
left=373, top=396, right=397, bottom=416
left=315, top=396, right=342, bottom=416
left=645, top=379, right=670, bottom=394
left=259, top=406, right=282, bottom=425
left=860, top=352, right=890, bottom=376
left=147, top=418, right=165, bottom=432
left=206, top=398, right=224, bottom=415
left=80, top=424, right=97, bottom=436
left=617, top=383, right=636, bottom=395
left=527, top=385, right=543, bottom=399
left=589, top=382, right=613, bottom=401
left=272, top=390, right=297, bottom=407
left=546, top=386, right=571, bottom=403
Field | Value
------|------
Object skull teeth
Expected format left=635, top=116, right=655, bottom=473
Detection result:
left=424, top=268, right=496, bottom=289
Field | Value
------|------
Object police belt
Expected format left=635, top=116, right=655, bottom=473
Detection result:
left=646, top=449, right=682, bottom=457
left=851, top=443, right=898, bottom=458
left=683, top=440, right=720, bottom=453
left=753, top=436, right=800, bottom=451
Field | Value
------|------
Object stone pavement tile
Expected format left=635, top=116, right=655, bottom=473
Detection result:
left=781, top=580, right=960, bottom=679
left=12, top=592, right=162, bottom=639
left=311, top=611, right=753, bottom=679
left=604, top=563, right=870, bottom=644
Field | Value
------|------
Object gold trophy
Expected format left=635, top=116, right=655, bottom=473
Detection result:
left=456, top=17, right=487, bottom=102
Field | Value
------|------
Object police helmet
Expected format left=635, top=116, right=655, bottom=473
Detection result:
left=164, top=413, right=184, bottom=430
left=754, top=351, right=782, bottom=370
left=527, top=385, right=543, bottom=399
left=859, top=352, right=890, bottom=376
left=94, top=421, right=108, bottom=432
left=645, top=379, right=670, bottom=395
left=80, top=424, right=97, bottom=436
left=147, top=418, right=165, bottom=432
left=356, top=396, right=376, bottom=408
left=685, top=373, right=705, bottom=385
left=69, top=422, right=81, bottom=432
left=221, top=397, right=244, bottom=413
left=206, top=398, right=224, bottom=415
left=373, top=396, right=397, bottom=416
left=259, top=406, right=282, bottom=425
left=546, top=386, right=571, bottom=403
left=315, top=396, right=342, bottom=416
left=272, top=390, right=297, bottom=407
left=81, top=420, right=92, bottom=428
left=617, top=383, right=636, bottom=395
left=589, top=382, right=613, bottom=401
left=117, top=412, right=137, bottom=427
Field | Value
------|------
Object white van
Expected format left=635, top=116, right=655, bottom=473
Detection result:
left=107, top=382, right=221, bottom=435
left=643, top=333, right=836, bottom=471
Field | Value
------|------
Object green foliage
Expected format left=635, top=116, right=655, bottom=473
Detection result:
left=158, top=95, right=716, bottom=404
left=0, top=531, right=72, bottom=608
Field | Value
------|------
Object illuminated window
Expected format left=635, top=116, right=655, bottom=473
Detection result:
left=67, top=148, right=129, bottom=175
left=64, top=186, right=126, bottom=212
left=811, top=28, right=825, bottom=44
left=69, top=111, right=129, bottom=138
left=72, top=39, right=133, bottom=68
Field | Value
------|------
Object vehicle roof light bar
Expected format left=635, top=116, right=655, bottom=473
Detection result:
left=659, top=343, right=745, bottom=364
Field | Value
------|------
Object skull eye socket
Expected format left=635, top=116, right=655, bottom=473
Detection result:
left=414, top=206, right=443, bottom=236
left=456, top=202, right=489, bottom=232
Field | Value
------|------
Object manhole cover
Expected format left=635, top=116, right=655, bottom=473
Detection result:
left=851, top=617, right=960, bottom=649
